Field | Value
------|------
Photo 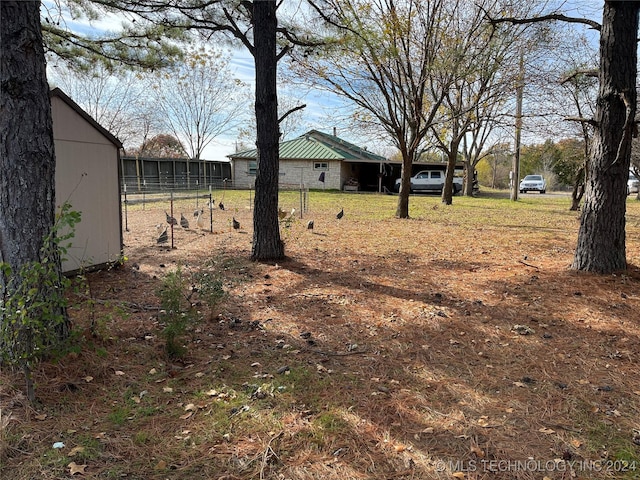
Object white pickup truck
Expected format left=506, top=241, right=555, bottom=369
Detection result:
left=394, top=170, right=463, bottom=194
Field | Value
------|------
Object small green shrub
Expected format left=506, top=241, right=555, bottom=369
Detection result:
left=192, top=271, right=225, bottom=307
left=157, top=266, right=193, bottom=358
left=157, top=265, right=226, bottom=357
left=0, top=203, right=80, bottom=402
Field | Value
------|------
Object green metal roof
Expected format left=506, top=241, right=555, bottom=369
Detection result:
left=229, top=130, right=387, bottom=163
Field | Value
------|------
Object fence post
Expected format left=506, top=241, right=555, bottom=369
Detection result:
left=170, top=191, right=175, bottom=249
left=123, top=184, right=129, bottom=232
left=209, top=193, right=213, bottom=233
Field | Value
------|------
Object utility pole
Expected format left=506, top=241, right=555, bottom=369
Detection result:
left=511, top=51, right=524, bottom=201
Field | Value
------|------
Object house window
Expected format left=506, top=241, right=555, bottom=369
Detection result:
left=248, top=160, right=257, bottom=175
left=314, top=162, right=328, bottom=171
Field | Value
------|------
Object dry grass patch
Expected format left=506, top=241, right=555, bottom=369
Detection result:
left=2, top=190, right=640, bottom=479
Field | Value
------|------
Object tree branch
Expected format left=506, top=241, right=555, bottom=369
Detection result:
left=485, top=11, right=601, bottom=31
left=564, top=116, right=598, bottom=127
left=560, top=69, right=599, bottom=85
left=278, top=104, right=306, bottom=124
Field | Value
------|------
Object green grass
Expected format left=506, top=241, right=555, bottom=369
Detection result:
left=106, top=406, right=131, bottom=426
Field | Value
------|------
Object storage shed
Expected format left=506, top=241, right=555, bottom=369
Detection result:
left=50, top=88, right=123, bottom=273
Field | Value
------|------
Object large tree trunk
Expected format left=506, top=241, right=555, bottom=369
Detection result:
left=572, top=3, right=638, bottom=273
left=251, top=0, right=284, bottom=261
left=395, top=150, right=413, bottom=218
left=1, top=1, right=68, bottom=399
left=441, top=140, right=461, bottom=205
left=0, top=1, right=56, bottom=273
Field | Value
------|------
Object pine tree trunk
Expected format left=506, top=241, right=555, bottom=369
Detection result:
left=251, top=0, right=284, bottom=261
left=1, top=1, right=69, bottom=378
left=0, top=1, right=56, bottom=273
left=572, top=4, right=638, bottom=273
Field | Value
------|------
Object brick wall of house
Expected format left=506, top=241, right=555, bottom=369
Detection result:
left=233, top=158, right=343, bottom=190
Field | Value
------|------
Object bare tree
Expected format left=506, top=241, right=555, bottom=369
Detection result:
left=559, top=69, right=597, bottom=211
left=299, top=0, right=453, bottom=218
left=429, top=1, right=530, bottom=204
left=48, top=64, right=152, bottom=148
left=151, top=48, right=246, bottom=162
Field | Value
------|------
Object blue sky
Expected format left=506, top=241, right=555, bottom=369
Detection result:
left=43, top=0, right=604, bottom=161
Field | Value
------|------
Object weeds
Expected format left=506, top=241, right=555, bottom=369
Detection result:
left=157, top=266, right=193, bottom=358
left=0, top=203, right=81, bottom=402
left=157, top=265, right=225, bottom=358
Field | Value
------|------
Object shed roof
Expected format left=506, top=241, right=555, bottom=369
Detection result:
left=229, top=130, right=387, bottom=163
left=50, top=87, right=123, bottom=149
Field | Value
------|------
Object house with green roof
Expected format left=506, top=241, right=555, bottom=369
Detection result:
left=228, top=130, right=391, bottom=191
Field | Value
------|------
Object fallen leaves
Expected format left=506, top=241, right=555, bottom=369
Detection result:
left=68, top=446, right=85, bottom=457
left=511, top=324, right=535, bottom=335
left=68, top=462, right=87, bottom=475
left=470, top=445, right=485, bottom=458
left=179, top=402, right=207, bottom=420
left=10, top=201, right=640, bottom=480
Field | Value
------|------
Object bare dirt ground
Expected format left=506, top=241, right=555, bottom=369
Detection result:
left=2, top=191, right=640, bottom=480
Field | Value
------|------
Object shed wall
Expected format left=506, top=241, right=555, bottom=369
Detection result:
left=52, top=97, right=122, bottom=272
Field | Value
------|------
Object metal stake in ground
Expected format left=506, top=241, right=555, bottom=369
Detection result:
left=208, top=193, right=213, bottom=233
left=170, top=192, right=175, bottom=249
left=123, top=184, right=129, bottom=232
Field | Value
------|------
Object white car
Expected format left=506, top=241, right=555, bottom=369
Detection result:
left=519, top=175, right=546, bottom=194
left=628, top=172, right=639, bottom=195
left=394, top=170, right=463, bottom=194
